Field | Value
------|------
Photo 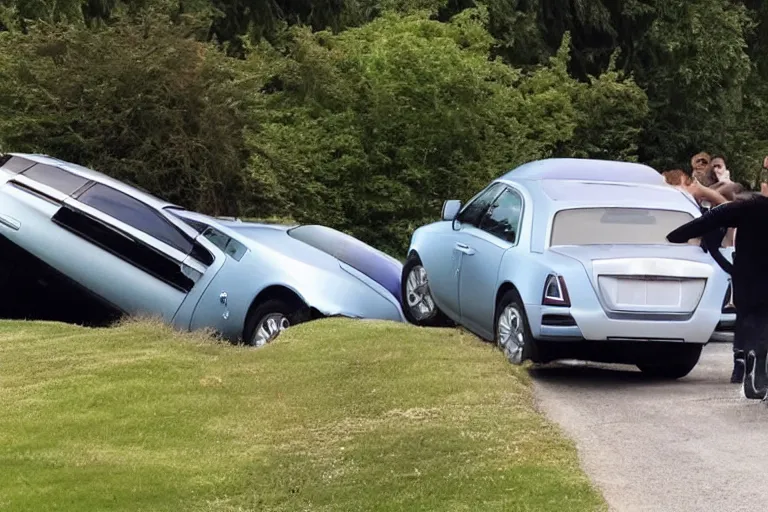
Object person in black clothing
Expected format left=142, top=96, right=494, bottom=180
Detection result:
left=694, top=221, right=743, bottom=384
left=667, top=193, right=768, bottom=400
left=696, top=192, right=751, bottom=384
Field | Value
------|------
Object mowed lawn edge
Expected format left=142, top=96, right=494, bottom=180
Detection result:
left=0, top=317, right=607, bottom=512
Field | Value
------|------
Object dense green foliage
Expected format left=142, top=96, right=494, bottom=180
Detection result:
left=0, top=0, right=766, bottom=254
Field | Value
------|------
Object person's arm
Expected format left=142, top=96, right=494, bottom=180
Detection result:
left=667, top=201, right=745, bottom=243
left=691, top=181, right=729, bottom=206
left=703, top=228, right=735, bottom=275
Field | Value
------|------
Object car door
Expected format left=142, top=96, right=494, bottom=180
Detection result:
left=426, top=183, right=505, bottom=319
left=174, top=222, right=254, bottom=341
left=456, top=185, right=524, bottom=339
left=52, top=182, right=215, bottom=321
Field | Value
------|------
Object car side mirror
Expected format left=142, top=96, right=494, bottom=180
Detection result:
left=441, top=200, right=462, bottom=221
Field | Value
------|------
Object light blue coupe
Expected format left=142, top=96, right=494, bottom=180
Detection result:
left=401, top=159, right=735, bottom=379
left=0, top=153, right=405, bottom=345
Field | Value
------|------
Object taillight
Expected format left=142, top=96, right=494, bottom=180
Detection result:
left=542, top=274, right=570, bottom=307
left=722, top=281, right=736, bottom=313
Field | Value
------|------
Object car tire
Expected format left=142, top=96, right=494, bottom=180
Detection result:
left=243, top=299, right=310, bottom=347
left=636, top=344, right=703, bottom=380
left=401, top=253, right=453, bottom=327
left=495, top=288, right=537, bottom=365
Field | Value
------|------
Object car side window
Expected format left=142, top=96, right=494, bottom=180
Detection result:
left=202, top=227, right=248, bottom=262
left=456, top=183, right=505, bottom=227
left=76, top=184, right=193, bottom=254
left=202, top=227, right=229, bottom=251
left=478, top=187, right=523, bottom=243
left=52, top=206, right=197, bottom=292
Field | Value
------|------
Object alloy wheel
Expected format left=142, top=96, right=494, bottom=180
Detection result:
left=251, top=313, right=290, bottom=347
left=405, top=265, right=437, bottom=321
left=497, top=303, right=526, bottom=364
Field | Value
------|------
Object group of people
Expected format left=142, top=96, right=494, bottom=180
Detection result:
left=662, top=152, right=766, bottom=210
left=662, top=152, right=768, bottom=403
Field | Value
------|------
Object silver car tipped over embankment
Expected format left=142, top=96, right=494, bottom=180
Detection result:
left=0, top=153, right=405, bottom=345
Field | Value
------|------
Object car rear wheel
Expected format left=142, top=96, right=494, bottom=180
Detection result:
left=495, top=289, right=536, bottom=365
left=401, top=254, right=452, bottom=327
left=636, top=344, right=703, bottom=380
left=243, top=299, right=310, bottom=347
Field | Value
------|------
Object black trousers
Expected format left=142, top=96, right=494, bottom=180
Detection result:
left=733, top=311, right=768, bottom=398
left=734, top=311, right=768, bottom=355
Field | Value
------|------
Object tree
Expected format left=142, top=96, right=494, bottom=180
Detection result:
left=242, top=11, right=648, bottom=254
left=0, top=13, right=250, bottom=214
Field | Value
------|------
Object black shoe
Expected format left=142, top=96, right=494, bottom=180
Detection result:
left=731, top=358, right=745, bottom=384
left=743, top=350, right=768, bottom=399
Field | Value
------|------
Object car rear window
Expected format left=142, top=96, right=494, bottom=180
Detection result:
left=550, top=207, right=696, bottom=246
left=287, top=225, right=402, bottom=302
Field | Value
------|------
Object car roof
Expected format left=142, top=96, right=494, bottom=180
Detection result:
left=488, top=162, right=702, bottom=254
left=492, top=158, right=699, bottom=211
left=534, top=179, right=696, bottom=207
left=497, top=178, right=699, bottom=214
left=497, top=158, right=665, bottom=186
left=6, top=152, right=179, bottom=210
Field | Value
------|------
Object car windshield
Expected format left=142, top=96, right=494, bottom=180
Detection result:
left=550, top=207, right=696, bottom=246
left=287, top=225, right=402, bottom=302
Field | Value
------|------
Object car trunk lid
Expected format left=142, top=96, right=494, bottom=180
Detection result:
left=549, top=244, right=722, bottom=316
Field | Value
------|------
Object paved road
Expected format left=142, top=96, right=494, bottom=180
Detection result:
left=532, top=341, right=768, bottom=512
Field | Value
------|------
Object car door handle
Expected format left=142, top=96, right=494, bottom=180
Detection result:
left=0, top=213, right=20, bottom=231
left=455, top=242, right=475, bottom=255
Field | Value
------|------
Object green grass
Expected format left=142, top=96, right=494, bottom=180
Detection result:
left=0, top=318, right=606, bottom=512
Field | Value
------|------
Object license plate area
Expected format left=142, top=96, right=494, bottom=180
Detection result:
left=597, top=275, right=706, bottom=314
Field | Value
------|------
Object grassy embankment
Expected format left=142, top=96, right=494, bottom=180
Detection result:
left=0, top=318, right=606, bottom=511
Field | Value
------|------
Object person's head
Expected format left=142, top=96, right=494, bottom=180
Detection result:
left=662, top=169, right=693, bottom=187
left=690, top=151, right=716, bottom=186
left=711, top=155, right=728, bottom=178
left=691, top=152, right=711, bottom=171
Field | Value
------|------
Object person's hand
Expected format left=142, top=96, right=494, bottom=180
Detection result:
left=761, top=182, right=768, bottom=197
left=763, top=155, right=768, bottom=169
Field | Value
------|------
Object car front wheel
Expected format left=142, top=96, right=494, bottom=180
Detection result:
left=401, top=254, right=452, bottom=327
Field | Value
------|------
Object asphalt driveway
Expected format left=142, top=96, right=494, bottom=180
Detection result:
left=532, top=340, right=768, bottom=512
